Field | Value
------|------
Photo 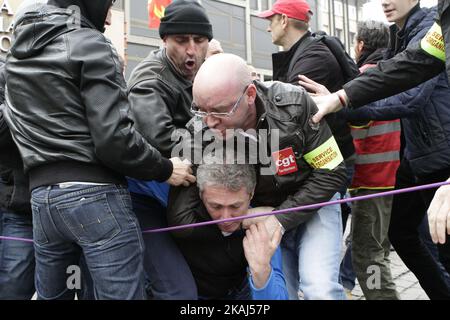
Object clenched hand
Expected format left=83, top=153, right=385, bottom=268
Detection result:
left=166, top=158, right=196, bottom=187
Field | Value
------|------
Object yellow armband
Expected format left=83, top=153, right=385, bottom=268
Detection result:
left=421, top=22, right=446, bottom=62
left=303, top=136, right=343, bottom=170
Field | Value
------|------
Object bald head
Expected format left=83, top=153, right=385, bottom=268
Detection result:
left=206, top=39, right=224, bottom=58
left=193, top=53, right=252, bottom=105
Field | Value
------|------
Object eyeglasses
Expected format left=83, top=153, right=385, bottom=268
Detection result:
left=190, top=85, right=250, bottom=119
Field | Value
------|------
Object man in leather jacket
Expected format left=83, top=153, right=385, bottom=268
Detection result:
left=2, top=0, right=194, bottom=299
left=126, top=0, right=213, bottom=299
left=179, top=53, right=347, bottom=299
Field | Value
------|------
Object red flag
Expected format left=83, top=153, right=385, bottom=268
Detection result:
left=148, top=0, right=172, bottom=29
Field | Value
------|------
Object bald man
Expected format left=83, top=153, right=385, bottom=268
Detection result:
left=185, top=53, right=348, bottom=300
left=206, top=39, right=224, bottom=59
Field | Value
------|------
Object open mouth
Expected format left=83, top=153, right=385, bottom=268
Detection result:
left=185, top=60, right=195, bottom=69
left=210, top=128, right=225, bottom=137
left=220, top=222, right=237, bottom=232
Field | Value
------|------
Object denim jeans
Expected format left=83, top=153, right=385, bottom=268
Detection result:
left=339, top=157, right=356, bottom=290
left=340, top=243, right=356, bottom=291
left=281, top=193, right=345, bottom=300
left=0, top=208, right=3, bottom=259
left=31, top=184, right=146, bottom=300
left=131, top=193, right=197, bottom=300
left=0, top=211, right=36, bottom=299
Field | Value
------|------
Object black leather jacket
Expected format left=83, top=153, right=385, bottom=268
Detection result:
left=177, top=81, right=347, bottom=231
left=0, top=58, right=31, bottom=215
left=3, top=4, right=173, bottom=190
left=128, top=48, right=194, bottom=158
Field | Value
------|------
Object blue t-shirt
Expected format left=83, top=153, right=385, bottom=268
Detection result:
left=249, top=247, right=288, bottom=300
left=127, top=178, right=169, bottom=207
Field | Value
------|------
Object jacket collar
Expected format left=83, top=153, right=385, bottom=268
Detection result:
left=272, top=31, right=311, bottom=81
left=387, top=3, right=424, bottom=54
left=254, top=81, right=273, bottom=131
left=357, top=48, right=385, bottom=68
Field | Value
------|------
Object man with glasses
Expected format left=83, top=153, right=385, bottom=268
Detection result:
left=184, top=53, right=348, bottom=300
left=127, top=0, right=213, bottom=299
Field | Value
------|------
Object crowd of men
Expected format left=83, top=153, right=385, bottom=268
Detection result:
left=0, top=0, right=449, bottom=300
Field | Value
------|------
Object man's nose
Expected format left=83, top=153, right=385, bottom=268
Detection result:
left=221, top=209, right=232, bottom=220
left=204, top=115, right=220, bottom=129
left=186, top=39, right=196, bottom=55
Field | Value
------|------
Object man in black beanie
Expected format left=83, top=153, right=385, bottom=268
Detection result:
left=127, top=0, right=213, bottom=299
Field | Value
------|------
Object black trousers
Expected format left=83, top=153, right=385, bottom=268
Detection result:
left=388, top=158, right=450, bottom=300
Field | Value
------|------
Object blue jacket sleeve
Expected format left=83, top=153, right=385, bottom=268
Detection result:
left=249, top=247, right=289, bottom=300
left=341, top=73, right=440, bottom=123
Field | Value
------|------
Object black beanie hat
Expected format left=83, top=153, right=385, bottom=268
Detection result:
left=159, top=0, right=213, bottom=41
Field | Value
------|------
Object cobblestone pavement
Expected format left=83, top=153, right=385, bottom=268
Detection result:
left=348, top=249, right=429, bottom=300
left=342, top=214, right=429, bottom=301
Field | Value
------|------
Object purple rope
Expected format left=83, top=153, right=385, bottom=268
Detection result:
left=0, top=236, right=34, bottom=243
left=1, top=180, right=449, bottom=242
left=143, top=180, right=450, bottom=233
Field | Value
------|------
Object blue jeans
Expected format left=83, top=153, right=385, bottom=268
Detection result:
left=340, top=243, right=356, bottom=291
left=0, top=211, right=35, bottom=299
left=0, top=209, right=3, bottom=259
left=131, top=193, right=197, bottom=299
left=281, top=193, right=345, bottom=300
left=31, top=184, right=146, bottom=300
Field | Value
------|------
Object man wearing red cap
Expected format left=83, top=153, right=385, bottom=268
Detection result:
left=259, top=0, right=350, bottom=300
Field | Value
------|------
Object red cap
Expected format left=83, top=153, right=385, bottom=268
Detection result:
left=258, top=0, right=313, bottom=22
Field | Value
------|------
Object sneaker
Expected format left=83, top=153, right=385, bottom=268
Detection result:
left=344, top=288, right=353, bottom=300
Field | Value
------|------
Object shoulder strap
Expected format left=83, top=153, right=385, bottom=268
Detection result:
left=319, top=35, right=360, bottom=83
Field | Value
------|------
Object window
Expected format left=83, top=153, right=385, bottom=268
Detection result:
left=334, top=1, right=343, bottom=16
left=321, top=0, right=329, bottom=12
left=251, top=0, right=271, bottom=12
left=261, top=0, right=269, bottom=11
left=336, top=28, right=343, bottom=42
left=349, top=5, right=357, bottom=20
left=349, top=32, right=356, bottom=44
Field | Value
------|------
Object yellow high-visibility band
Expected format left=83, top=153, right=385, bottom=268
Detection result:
left=303, top=136, right=344, bottom=170
left=421, top=22, right=446, bottom=62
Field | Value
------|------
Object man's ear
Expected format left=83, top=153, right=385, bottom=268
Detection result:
left=358, top=40, right=365, bottom=53
left=246, top=84, right=257, bottom=104
left=281, top=14, right=289, bottom=29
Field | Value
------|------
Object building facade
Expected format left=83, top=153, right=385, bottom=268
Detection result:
left=1, top=0, right=372, bottom=79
